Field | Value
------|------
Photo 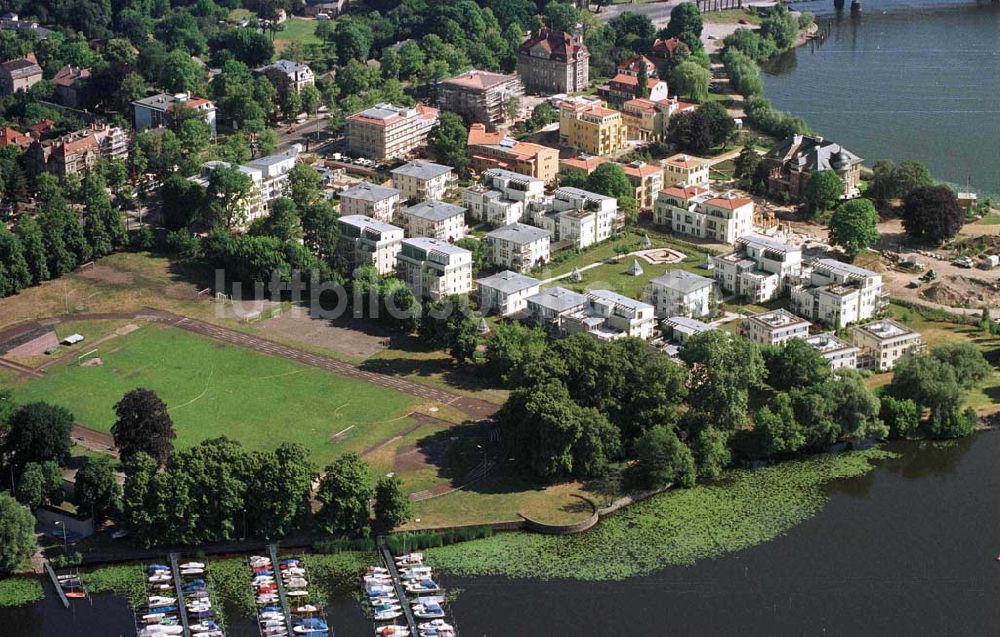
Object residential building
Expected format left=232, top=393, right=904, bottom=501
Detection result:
left=0, top=14, right=52, bottom=39
left=132, top=93, right=217, bottom=136
left=467, top=123, right=559, bottom=182
left=346, top=102, right=439, bottom=161
left=662, top=153, right=710, bottom=188
left=480, top=168, right=547, bottom=204
left=0, top=126, right=31, bottom=149
left=790, top=258, right=884, bottom=328
left=762, top=134, right=863, bottom=200
left=849, top=319, right=923, bottom=371
left=253, top=59, right=314, bottom=94
left=654, top=186, right=755, bottom=244
left=484, top=222, right=551, bottom=272
left=557, top=97, right=627, bottom=156
left=477, top=270, right=541, bottom=316
left=559, top=156, right=662, bottom=210
left=339, top=182, right=400, bottom=222
left=438, top=70, right=524, bottom=131
left=397, top=237, right=473, bottom=300
left=740, top=309, right=811, bottom=346
left=562, top=289, right=657, bottom=341
left=526, top=286, right=588, bottom=332
left=335, top=214, right=404, bottom=275
left=537, top=186, right=618, bottom=249
left=663, top=315, right=716, bottom=344
left=0, top=54, right=41, bottom=95
left=598, top=55, right=668, bottom=105
left=304, top=0, right=347, bottom=17
left=650, top=37, right=682, bottom=65
left=712, top=235, right=802, bottom=303
left=26, top=124, right=128, bottom=180
left=52, top=65, right=90, bottom=108
left=463, top=169, right=545, bottom=226
left=244, top=148, right=299, bottom=205
left=189, top=161, right=266, bottom=224
left=620, top=97, right=695, bottom=141
left=516, top=29, right=589, bottom=95
left=804, top=332, right=859, bottom=370
left=643, top=270, right=714, bottom=319
left=391, top=160, right=453, bottom=202
left=401, top=200, right=467, bottom=241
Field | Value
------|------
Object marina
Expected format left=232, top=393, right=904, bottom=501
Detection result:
left=250, top=548, right=330, bottom=637
left=368, top=539, right=457, bottom=637
left=137, top=556, right=224, bottom=637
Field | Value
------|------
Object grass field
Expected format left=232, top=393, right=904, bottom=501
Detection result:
left=4, top=323, right=418, bottom=465
left=274, top=18, right=322, bottom=52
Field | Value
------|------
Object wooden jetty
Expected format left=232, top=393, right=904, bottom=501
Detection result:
left=167, top=552, right=193, bottom=637
left=377, top=536, right=419, bottom=637
left=267, top=544, right=296, bottom=636
left=43, top=560, right=70, bottom=609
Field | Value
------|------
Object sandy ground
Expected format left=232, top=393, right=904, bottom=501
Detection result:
left=257, top=309, right=391, bottom=360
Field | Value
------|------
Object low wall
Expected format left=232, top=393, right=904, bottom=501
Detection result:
left=519, top=495, right=599, bottom=535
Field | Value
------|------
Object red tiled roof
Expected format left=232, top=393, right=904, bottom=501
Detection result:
left=661, top=185, right=709, bottom=199
left=560, top=155, right=607, bottom=173
left=0, top=127, right=30, bottom=148
left=622, top=162, right=660, bottom=178
left=707, top=196, right=754, bottom=209
left=608, top=73, right=663, bottom=91
left=52, top=65, right=90, bottom=87
left=623, top=98, right=657, bottom=114
left=663, top=154, right=706, bottom=169
left=617, top=55, right=657, bottom=75
left=518, top=29, right=587, bottom=63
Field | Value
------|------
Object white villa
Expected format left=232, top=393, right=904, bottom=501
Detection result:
left=663, top=315, right=716, bottom=343
left=534, top=186, right=617, bottom=250
left=477, top=270, right=541, bottom=316
left=391, top=160, right=453, bottom=202
left=396, top=237, right=473, bottom=300
left=339, top=182, right=401, bottom=223
left=401, top=200, right=468, bottom=241
left=654, top=185, right=755, bottom=244
left=849, top=319, right=923, bottom=371
left=790, top=258, right=884, bottom=328
left=804, top=332, right=859, bottom=370
left=643, top=270, right=714, bottom=319
left=713, top=234, right=803, bottom=303
left=484, top=223, right=551, bottom=272
left=335, top=215, right=404, bottom=275
left=462, top=168, right=547, bottom=227
left=740, top=309, right=811, bottom=346
left=526, top=286, right=588, bottom=333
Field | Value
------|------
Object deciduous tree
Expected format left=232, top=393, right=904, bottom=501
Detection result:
left=374, top=474, right=411, bottom=532
left=829, top=198, right=880, bottom=259
left=5, top=403, right=73, bottom=468
left=0, top=493, right=35, bottom=574
left=112, top=389, right=176, bottom=465
left=74, top=455, right=122, bottom=521
left=316, top=453, right=373, bottom=535
left=902, top=185, right=963, bottom=244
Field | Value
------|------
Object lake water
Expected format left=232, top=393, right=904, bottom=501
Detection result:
left=760, top=0, right=1000, bottom=195
left=6, top=431, right=1000, bottom=635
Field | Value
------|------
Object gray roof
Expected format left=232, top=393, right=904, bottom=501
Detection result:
left=341, top=182, right=400, bottom=202
left=812, top=258, right=878, bottom=279
left=651, top=270, right=714, bottom=294
left=256, top=59, right=312, bottom=75
left=527, top=286, right=587, bottom=312
left=555, top=186, right=613, bottom=201
left=769, top=134, right=863, bottom=172
left=337, top=214, right=402, bottom=234
left=587, top=289, right=653, bottom=312
left=245, top=151, right=296, bottom=168
left=486, top=222, right=550, bottom=244
left=664, top=316, right=715, bottom=333
left=404, top=200, right=466, bottom=222
left=738, top=234, right=798, bottom=254
left=483, top=167, right=544, bottom=185
left=477, top=270, right=540, bottom=294
left=392, top=160, right=452, bottom=180
left=402, top=236, right=470, bottom=256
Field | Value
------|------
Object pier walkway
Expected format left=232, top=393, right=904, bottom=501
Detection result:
left=168, top=553, right=193, bottom=637
left=267, top=544, right=296, bottom=636
left=42, top=560, right=69, bottom=609
left=377, top=536, right=419, bottom=637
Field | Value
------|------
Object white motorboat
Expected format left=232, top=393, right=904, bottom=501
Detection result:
left=405, top=580, right=441, bottom=594
left=292, top=604, right=320, bottom=614
left=286, top=589, right=308, bottom=597
left=144, top=626, right=184, bottom=635
left=367, top=566, right=389, bottom=575
left=374, top=609, right=403, bottom=621
left=375, top=626, right=410, bottom=637
left=148, top=574, right=172, bottom=583
left=412, top=603, right=445, bottom=619
left=418, top=620, right=453, bottom=631
left=400, top=566, right=432, bottom=580
left=284, top=577, right=309, bottom=588
left=148, top=596, right=176, bottom=606
left=180, top=562, right=205, bottom=569
left=181, top=568, right=205, bottom=576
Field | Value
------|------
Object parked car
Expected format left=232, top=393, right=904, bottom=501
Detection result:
left=952, top=256, right=975, bottom=268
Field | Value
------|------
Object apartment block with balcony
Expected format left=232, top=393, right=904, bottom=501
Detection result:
left=662, top=153, right=710, bottom=188
left=133, top=93, right=216, bottom=136
left=391, top=160, right=453, bottom=202
left=557, top=97, right=627, bottom=156
left=620, top=97, right=695, bottom=142
left=438, top=70, right=524, bottom=131
left=740, top=309, right=811, bottom=346
left=712, top=234, right=803, bottom=303
left=545, top=185, right=620, bottom=239
left=467, top=123, right=559, bottom=183
left=563, top=289, right=657, bottom=341
left=790, top=258, right=884, bottom=328
left=484, top=223, right=551, bottom=273
left=346, top=103, right=439, bottom=161
left=477, top=270, right=541, bottom=316
left=188, top=161, right=266, bottom=225
left=849, top=319, right=923, bottom=371
left=25, top=123, right=128, bottom=180
left=338, top=182, right=400, bottom=223
left=804, top=332, right=859, bottom=370
left=335, top=214, right=404, bottom=275
left=643, top=270, right=714, bottom=319
left=402, top=200, right=467, bottom=241
left=396, top=237, right=473, bottom=300
left=654, top=186, right=755, bottom=244
left=244, top=148, right=299, bottom=206
left=525, top=286, right=588, bottom=333
left=463, top=167, right=547, bottom=227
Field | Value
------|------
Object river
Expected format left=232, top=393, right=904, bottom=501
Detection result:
left=5, top=431, right=1000, bottom=635
left=760, top=0, right=1000, bottom=196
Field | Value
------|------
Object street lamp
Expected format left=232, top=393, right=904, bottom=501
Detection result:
left=54, top=521, right=68, bottom=554
left=476, top=444, right=486, bottom=469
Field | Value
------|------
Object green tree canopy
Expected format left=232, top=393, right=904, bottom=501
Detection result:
left=762, top=338, right=832, bottom=391
left=15, top=461, right=63, bottom=510
left=902, top=185, right=964, bottom=245
left=112, top=388, right=176, bottom=465
left=74, top=455, right=122, bottom=521
left=828, top=198, right=880, bottom=259
left=804, top=170, right=844, bottom=215
left=636, top=425, right=696, bottom=489
left=427, top=112, right=469, bottom=177
left=680, top=331, right=765, bottom=430
left=669, top=60, right=711, bottom=102
left=374, top=474, right=411, bottom=532
left=0, top=493, right=35, bottom=574
left=317, top=452, right=374, bottom=535
left=5, top=402, right=74, bottom=468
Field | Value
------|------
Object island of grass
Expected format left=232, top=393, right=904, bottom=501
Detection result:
left=5, top=322, right=418, bottom=466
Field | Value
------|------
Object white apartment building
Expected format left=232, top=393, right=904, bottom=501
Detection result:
left=804, top=332, right=859, bottom=370
left=133, top=93, right=217, bottom=136
left=335, top=215, right=404, bottom=275
left=397, top=237, right=473, bottom=300
left=477, top=270, right=541, bottom=316
left=391, top=160, right=453, bottom=202
left=339, top=182, right=400, bottom=223
left=402, top=200, right=467, bottom=241
left=713, top=235, right=803, bottom=303
left=189, top=160, right=266, bottom=225
left=563, top=289, right=656, bottom=341
left=484, top=223, right=551, bottom=272
left=661, top=153, right=710, bottom=188
left=849, top=319, right=923, bottom=371
left=790, top=259, right=884, bottom=328
left=526, top=286, right=588, bottom=332
left=654, top=186, right=755, bottom=244
left=462, top=186, right=525, bottom=227
left=643, top=270, right=714, bottom=319
left=481, top=168, right=547, bottom=203
left=346, top=103, right=439, bottom=161
left=663, top=315, right=717, bottom=344
left=245, top=148, right=299, bottom=205
left=535, top=186, right=618, bottom=249
left=740, top=309, right=811, bottom=346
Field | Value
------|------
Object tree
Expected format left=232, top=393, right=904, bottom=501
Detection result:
left=0, top=227, right=30, bottom=296
left=5, top=403, right=73, bottom=468
left=15, top=216, right=48, bottom=285
left=734, top=146, right=762, bottom=191
left=754, top=394, right=805, bottom=457
left=160, top=49, right=202, bottom=93
left=829, top=198, right=880, bottom=260
left=161, top=173, right=204, bottom=231
left=246, top=443, right=315, bottom=538
left=81, top=173, right=125, bottom=258
left=301, top=202, right=341, bottom=264
left=317, top=453, right=373, bottom=535
left=636, top=425, right=695, bottom=489
left=287, top=162, right=324, bottom=208
left=427, top=112, right=468, bottom=177
left=760, top=5, right=799, bottom=51
left=300, top=84, right=322, bottom=115
left=586, top=163, right=638, bottom=220
left=868, top=159, right=897, bottom=203
left=680, top=331, right=765, bottom=430
left=763, top=339, right=832, bottom=391
left=635, top=61, right=649, bottom=99
left=74, top=455, right=122, bottom=521
left=374, top=474, right=411, bottom=531
left=483, top=322, right=548, bottom=386
left=0, top=493, right=35, bottom=574
left=668, top=110, right=712, bottom=155
left=663, top=3, right=703, bottom=41
left=252, top=198, right=302, bottom=242
left=699, top=101, right=734, bottom=149
left=544, top=1, right=581, bottom=33
left=669, top=60, right=711, bottom=102
left=827, top=372, right=885, bottom=441
left=893, top=160, right=933, bottom=199
left=177, top=117, right=212, bottom=156
left=112, top=389, right=176, bottom=465
left=691, top=426, right=730, bottom=479
left=804, top=170, right=843, bottom=216
left=15, top=461, right=63, bottom=510
left=930, top=342, right=992, bottom=389
left=206, top=165, right=254, bottom=229
left=880, top=395, right=919, bottom=440
left=397, top=40, right=426, bottom=80
left=902, top=185, right=963, bottom=244
left=889, top=352, right=965, bottom=438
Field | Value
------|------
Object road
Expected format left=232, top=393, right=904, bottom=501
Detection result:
left=274, top=113, right=332, bottom=153
left=597, top=0, right=685, bottom=28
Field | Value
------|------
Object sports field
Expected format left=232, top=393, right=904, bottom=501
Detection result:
left=5, top=323, right=418, bottom=465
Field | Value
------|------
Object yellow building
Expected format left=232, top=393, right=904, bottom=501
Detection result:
left=558, top=97, right=627, bottom=156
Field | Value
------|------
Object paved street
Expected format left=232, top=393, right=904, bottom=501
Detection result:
left=597, top=0, right=686, bottom=27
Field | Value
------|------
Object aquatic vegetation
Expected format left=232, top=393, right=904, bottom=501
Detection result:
left=82, top=564, right=145, bottom=607
left=205, top=558, right=254, bottom=620
left=307, top=551, right=376, bottom=603
left=0, top=576, right=43, bottom=607
left=427, top=449, right=896, bottom=581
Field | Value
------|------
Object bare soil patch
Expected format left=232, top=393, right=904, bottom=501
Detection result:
left=76, top=265, right=134, bottom=285
left=257, top=310, right=391, bottom=359
left=920, top=275, right=1000, bottom=308
left=5, top=330, right=57, bottom=356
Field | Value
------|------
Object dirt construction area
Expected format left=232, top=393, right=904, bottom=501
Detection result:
left=256, top=309, right=391, bottom=360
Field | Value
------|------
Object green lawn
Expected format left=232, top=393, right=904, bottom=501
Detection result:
left=5, top=323, right=417, bottom=465
left=274, top=18, right=322, bottom=52
left=701, top=9, right=763, bottom=25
